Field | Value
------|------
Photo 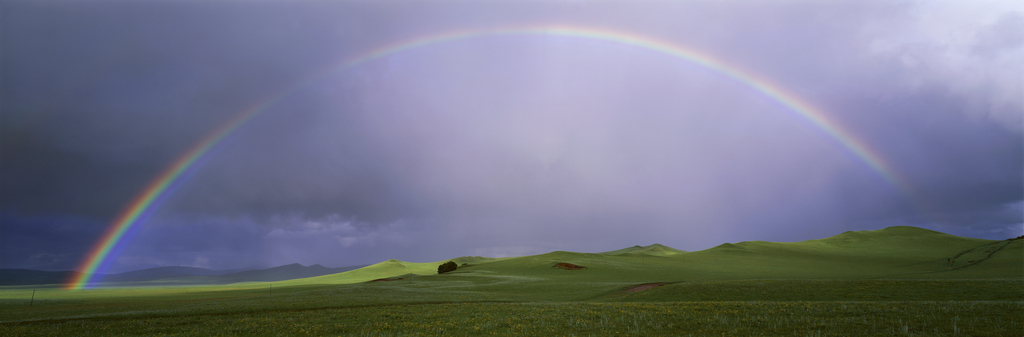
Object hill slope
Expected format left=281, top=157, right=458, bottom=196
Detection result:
left=671, top=226, right=1007, bottom=279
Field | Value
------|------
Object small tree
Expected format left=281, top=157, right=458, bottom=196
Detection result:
left=437, top=261, right=458, bottom=274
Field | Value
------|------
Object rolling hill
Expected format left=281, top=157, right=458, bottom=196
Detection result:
left=272, top=226, right=1022, bottom=290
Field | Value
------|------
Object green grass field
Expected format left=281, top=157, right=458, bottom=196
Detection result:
left=2, top=226, right=1021, bottom=336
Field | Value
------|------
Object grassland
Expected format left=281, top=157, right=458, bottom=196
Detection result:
left=1, top=226, right=1021, bottom=336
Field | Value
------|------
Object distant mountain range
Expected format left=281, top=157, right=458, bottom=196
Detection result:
left=0, top=263, right=368, bottom=287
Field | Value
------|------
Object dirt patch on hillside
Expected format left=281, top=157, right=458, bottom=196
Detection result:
left=552, top=263, right=586, bottom=270
left=369, top=277, right=404, bottom=282
left=623, top=283, right=665, bottom=292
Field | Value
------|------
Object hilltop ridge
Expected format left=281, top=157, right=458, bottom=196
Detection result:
left=600, top=243, right=686, bottom=256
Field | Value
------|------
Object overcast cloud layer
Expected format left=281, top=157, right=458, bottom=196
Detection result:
left=2, top=0, right=1021, bottom=272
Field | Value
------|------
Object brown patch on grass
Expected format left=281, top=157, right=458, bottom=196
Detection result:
left=552, top=263, right=586, bottom=270
left=622, top=283, right=665, bottom=292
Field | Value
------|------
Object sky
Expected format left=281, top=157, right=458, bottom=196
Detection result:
left=1, top=0, right=1021, bottom=273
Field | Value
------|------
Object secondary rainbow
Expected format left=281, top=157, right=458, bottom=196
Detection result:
left=66, top=25, right=911, bottom=289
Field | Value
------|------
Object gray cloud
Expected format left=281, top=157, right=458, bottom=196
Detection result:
left=973, top=11, right=1024, bottom=56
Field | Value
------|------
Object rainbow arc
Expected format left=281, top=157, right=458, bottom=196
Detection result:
left=66, top=25, right=911, bottom=290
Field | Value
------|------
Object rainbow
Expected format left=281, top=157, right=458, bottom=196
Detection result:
left=66, top=25, right=910, bottom=289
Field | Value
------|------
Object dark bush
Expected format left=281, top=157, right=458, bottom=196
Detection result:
left=437, top=261, right=458, bottom=274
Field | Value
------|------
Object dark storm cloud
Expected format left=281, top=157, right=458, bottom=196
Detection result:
left=1, top=1, right=1020, bottom=272
left=0, top=213, right=105, bottom=270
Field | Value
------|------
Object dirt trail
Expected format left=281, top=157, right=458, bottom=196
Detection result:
left=622, top=283, right=666, bottom=292
left=946, top=240, right=1014, bottom=269
left=368, top=277, right=404, bottom=282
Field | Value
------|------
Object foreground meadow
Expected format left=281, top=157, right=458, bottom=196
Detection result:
left=2, top=300, right=1021, bottom=336
left=1, top=279, right=1021, bottom=336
